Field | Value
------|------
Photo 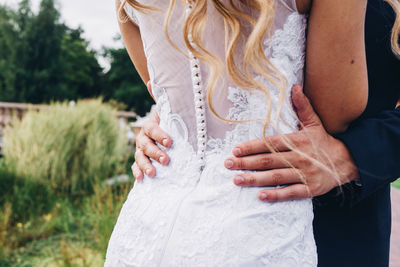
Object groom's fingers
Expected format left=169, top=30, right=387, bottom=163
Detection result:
left=233, top=133, right=302, bottom=157
left=291, top=85, right=323, bottom=128
left=225, top=152, right=296, bottom=170
left=258, top=184, right=312, bottom=202
left=233, top=168, right=303, bottom=187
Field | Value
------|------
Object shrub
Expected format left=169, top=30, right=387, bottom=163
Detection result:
left=82, top=182, right=132, bottom=255
left=3, top=99, right=127, bottom=195
left=0, top=165, right=54, bottom=223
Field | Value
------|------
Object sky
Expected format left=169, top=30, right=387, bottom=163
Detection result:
left=0, top=0, right=123, bottom=68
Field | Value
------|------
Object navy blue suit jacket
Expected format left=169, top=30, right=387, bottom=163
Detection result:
left=313, top=1, right=400, bottom=266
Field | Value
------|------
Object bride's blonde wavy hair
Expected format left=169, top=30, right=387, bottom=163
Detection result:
left=119, top=0, right=400, bottom=191
left=387, top=0, right=400, bottom=56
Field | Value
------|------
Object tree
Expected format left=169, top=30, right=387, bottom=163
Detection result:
left=103, top=45, right=154, bottom=116
left=0, top=4, right=20, bottom=101
left=0, top=0, right=153, bottom=116
left=57, top=27, right=104, bottom=100
left=17, top=0, right=65, bottom=103
left=0, top=0, right=105, bottom=103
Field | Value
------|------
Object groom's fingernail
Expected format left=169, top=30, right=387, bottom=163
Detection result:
left=233, top=148, right=242, bottom=157
left=234, top=175, right=245, bottom=185
left=260, top=193, right=268, bottom=200
left=225, top=160, right=234, bottom=169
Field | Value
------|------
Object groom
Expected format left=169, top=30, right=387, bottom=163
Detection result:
left=132, top=0, right=400, bottom=266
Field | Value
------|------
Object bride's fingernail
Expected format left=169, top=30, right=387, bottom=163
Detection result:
left=233, top=148, right=242, bottom=156
left=162, top=138, right=169, bottom=147
left=146, top=169, right=152, bottom=176
left=260, top=193, right=268, bottom=200
left=234, top=176, right=245, bottom=185
left=225, top=160, right=234, bottom=169
left=160, top=156, right=166, bottom=164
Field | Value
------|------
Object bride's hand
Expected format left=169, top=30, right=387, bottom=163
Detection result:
left=225, top=85, right=361, bottom=202
left=132, top=110, right=172, bottom=180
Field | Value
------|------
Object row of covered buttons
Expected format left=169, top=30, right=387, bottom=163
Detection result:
left=186, top=2, right=207, bottom=167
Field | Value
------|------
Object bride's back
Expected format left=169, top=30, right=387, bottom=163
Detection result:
left=124, top=0, right=306, bottom=164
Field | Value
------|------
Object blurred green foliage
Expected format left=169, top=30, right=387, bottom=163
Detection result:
left=0, top=160, right=133, bottom=265
left=0, top=0, right=145, bottom=265
left=0, top=99, right=133, bottom=265
left=0, top=166, right=54, bottom=223
left=0, top=0, right=154, bottom=116
left=3, top=99, right=127, bottom=194
left=393, top=178, right=400, bottom=189
left=102, top=47, right=154, bottom=117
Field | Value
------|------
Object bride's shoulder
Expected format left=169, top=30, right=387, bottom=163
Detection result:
left=121, top=2, right=140, bottom=26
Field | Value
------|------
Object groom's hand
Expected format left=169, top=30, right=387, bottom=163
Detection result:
left=225, top=85, right=361, bottom=202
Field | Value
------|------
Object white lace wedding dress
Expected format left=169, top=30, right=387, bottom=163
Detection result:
left=105, top=0, right=317, bottom=266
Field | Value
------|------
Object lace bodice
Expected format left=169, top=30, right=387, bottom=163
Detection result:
left=124, top=0, right=306, bottom=169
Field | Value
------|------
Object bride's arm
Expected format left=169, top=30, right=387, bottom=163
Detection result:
left=302, top=0, right=368, bottom=134
left=116, top=0, right=152, bottom=96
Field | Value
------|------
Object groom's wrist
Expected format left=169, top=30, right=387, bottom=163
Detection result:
left=334, top=137, right=361, bottom=185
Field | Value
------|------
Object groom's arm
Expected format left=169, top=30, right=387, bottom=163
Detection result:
left=333, top=106, right=400, bottom=203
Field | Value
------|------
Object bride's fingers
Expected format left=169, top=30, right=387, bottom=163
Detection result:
left=136, top=129, right=170, bottom=165
left=131, top=162, right=144, bottom=181
left=140, top=138, right=170, bottom=165
left=258, top=184, right=312, bottom=202
left=134, top=149, right=156, bottom=178
left=233, top=168, right=304, bottom=187
left=225, top=152, right=296, bottom=171
left=142, top=120, right=172, bottom=148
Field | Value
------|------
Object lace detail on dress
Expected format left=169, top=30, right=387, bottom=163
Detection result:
left=104, top=84, right=203, bottom=266
left=207, top=12, right=306, bottom=154
left=207, top=87, right=270, bottom=155
left=152, top=83, right=196, bottom=169
left=265, top=12, right=307, bottom=85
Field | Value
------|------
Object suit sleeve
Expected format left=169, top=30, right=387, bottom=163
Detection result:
left=335, top=107, right=400, bottom=204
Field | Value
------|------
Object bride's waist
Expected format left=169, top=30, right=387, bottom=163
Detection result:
left=150, top=145, right=250, bottom=187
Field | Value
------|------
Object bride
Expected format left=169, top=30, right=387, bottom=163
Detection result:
left=105, top=0, right=369, bottom=265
